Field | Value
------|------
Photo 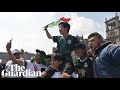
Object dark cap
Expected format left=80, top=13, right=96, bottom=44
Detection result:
left=36, top=49, right=46, bottom=56
left=73, top=43, right=86, bottom=49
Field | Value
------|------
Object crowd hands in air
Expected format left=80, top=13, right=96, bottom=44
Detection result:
left=0, top=22, right=120, bottom=78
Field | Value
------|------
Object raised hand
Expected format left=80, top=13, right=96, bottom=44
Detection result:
left=20, top=49, right=24, bottom=56
left=43, top=25, right=48, bottom=30
left=6, top=39, right=12, bottom=51
left=60, top=72, right=71, bottom=78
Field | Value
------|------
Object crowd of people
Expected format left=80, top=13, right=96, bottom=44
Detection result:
left=0, top=22, right=120, bottom=78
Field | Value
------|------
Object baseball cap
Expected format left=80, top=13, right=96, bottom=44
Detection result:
left=12, top=49, right=21, bottom=54
left=36, top=49, right=46, bottom=56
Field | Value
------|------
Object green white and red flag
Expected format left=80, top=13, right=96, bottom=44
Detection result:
left=44, top=17, right=71, bottom=28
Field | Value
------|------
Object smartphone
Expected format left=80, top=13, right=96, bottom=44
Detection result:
left=41, top=68, right=45, bottom=72
left=10, top=38, right=13, bottom=42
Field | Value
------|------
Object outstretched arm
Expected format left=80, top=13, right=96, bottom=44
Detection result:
left=44, top=25, right=53, bottom=39
left=6, top=40, right=23, bottom=66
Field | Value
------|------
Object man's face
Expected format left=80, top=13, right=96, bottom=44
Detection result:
left=74, top=48, right=85, bottom=58
left=34, top=52, right=41, bottom=62
left=13, top=53, right=20, bottom=59
left=58, top=25, right=67, bottom=35
left=88, top=36, right=101, bottom=51
left=51, top=59, right=62, bottom=70
left=45, top=58, right=51, bottom=64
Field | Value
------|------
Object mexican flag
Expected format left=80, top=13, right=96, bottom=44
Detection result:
left=46, top=17, right=71, bottom=28
left=47, top=20, right=60, bottom=28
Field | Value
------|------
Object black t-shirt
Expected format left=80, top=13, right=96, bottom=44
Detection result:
left=76, top=58, right=94, bottom=78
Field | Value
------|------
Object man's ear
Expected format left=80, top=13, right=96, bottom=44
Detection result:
left=98, top=39, right=103, bottom=45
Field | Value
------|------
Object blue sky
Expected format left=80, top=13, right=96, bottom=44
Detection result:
left=0, top=12, right=119, bottom=54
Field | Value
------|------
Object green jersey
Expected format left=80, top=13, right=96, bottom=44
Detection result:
left=53, top=35, right=79, bottom=63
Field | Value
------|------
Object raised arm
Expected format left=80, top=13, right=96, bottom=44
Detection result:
left=6, top=40, right=23, bottom=66
left=20, top=49, right=25, bottom=60
left=44, top=25, right=53, bottom=39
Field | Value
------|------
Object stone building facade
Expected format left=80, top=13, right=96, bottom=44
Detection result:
left=105, top=13, right=120, bottom=44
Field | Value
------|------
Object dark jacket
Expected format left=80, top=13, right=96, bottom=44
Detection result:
left=94, top=42, right=120, bottom=78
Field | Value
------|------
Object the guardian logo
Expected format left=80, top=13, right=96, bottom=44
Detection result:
left=1, top=64, right=41, bottom=78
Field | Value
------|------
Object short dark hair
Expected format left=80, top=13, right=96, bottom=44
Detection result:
left=58, top=22, right=70, bottom=32
left=74, top=43, right=86, bottom=50
left=52, top=53, right=64, bottom=62
left=45, top=55, right=51, bottom=59
left=88, top=32, right=104, bottom=40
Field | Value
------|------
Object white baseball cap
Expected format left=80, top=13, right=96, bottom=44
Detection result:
left=12, top=49, right=20, bottom=54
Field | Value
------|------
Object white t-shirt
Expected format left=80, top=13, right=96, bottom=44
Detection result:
left=51, top=72, right=61, bottom=78
left=5, top=60, right=24, bottom=78
left=24, top=60, right=46, bottom=78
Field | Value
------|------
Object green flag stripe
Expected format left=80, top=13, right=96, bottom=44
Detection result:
left=48, top=20, right=60, bottom=27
